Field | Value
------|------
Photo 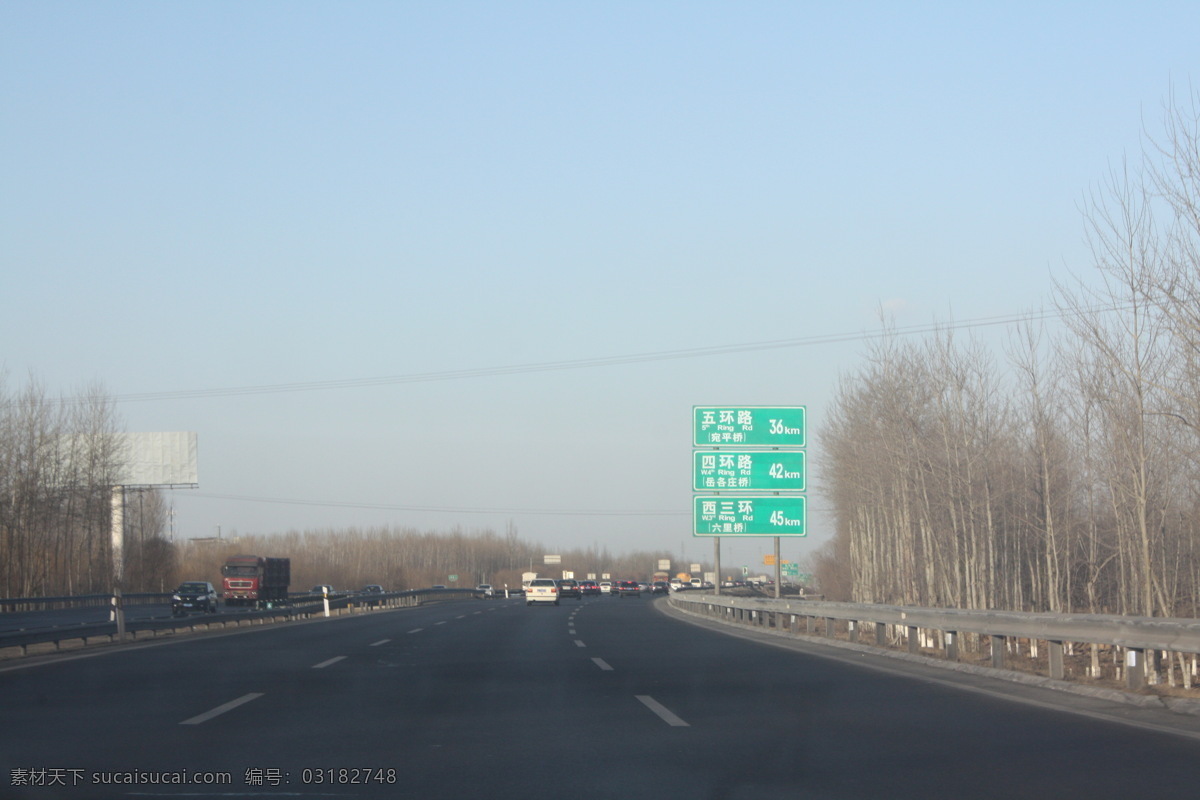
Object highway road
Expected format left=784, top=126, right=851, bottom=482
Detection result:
left=3, top=595, right=1200, bottom=799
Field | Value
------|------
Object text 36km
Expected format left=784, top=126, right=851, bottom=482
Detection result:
left=768, top=418, right=801, bottom=436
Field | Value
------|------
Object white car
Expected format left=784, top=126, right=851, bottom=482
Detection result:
left=526, top=578, right=559, bottom=606
left=599, top=581, right=613, bottom=594
left=476, top=583, right=495, bottom=597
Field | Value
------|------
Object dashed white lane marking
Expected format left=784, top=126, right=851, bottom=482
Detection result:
left=369, top=639, right=390, bottom=647
left=312, top=656, right=347, bottom=669
left=591, top=657, right=613, bottom=671
left=568, top=628, right=577, bottom=635
left=435, top=621, right=447, bottom=626
left=408, top=628, right=423, bottom=634
left=575, top=640, right=586, bottom=648
left=457, top=615, right=466, bottom=619
left=636, top=695, right=690, bottom=727
left=180, top=693, right=264, bottom=725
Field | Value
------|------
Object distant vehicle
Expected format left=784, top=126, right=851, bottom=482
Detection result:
left=579, top=580, right=600, bottom=596
left=476, top=584, right=495, bottom=597
left=311, top=584, right=334, bottom=596
left=616, top=580, right=641, bottom=598
left=221, top=555, right=290, bottom=608
left=669, top=580, right=683, bottom=591
left=557, top=579, right=582, bottom=599
left=650, top=581, right=669, bottom=595
left=171, top=581, right=218, bottom=615
left=599, top=581, right=614, bottom=594
left=360, top=585, right=384, bottom=594
left=526, top=578, right=559, bottom=606
left=431, top=584, right=447, bottom=590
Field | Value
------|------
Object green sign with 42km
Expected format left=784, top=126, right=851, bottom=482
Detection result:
left=693, top=450, right=806, bottom=492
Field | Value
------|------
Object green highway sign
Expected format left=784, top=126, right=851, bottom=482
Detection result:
left=693, top=450, right=806, bottom=492
left=781, top=562, right=799, bottom=577
left=693, top=406, right=806, bottom=447
left=693, top=495, right=807, bottom=536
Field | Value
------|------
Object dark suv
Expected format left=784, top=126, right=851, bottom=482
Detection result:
left=172, top=581, right=218, bottom=615
left=557, top=579, right=582, bottom=599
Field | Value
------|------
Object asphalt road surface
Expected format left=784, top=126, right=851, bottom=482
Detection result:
left=3, top=595, right=1200, bottom=799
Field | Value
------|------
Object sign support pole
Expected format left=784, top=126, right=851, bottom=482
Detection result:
left=714, top=536, right=721, bottom=596
left=774, top=537, right=781, bottom=599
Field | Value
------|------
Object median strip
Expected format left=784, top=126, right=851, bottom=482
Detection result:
left=180, top=693, right=264, bottom=725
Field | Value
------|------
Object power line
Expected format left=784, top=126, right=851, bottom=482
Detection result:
left=189, top=492, right=687, bottom=517
left=107, top=304, right=1100, bottom=404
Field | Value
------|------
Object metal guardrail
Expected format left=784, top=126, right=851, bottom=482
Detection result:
left=670, top=594, right=1200, bottom=692
left=0, top=587, right=482, bottom=658
left=0, top=593, right=171, bottom=613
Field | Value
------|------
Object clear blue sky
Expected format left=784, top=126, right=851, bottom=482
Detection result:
left=3, top=2, right=1197, bottom=574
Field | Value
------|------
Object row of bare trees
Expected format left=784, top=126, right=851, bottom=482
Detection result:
left=176, top=523, right=679, bottom=595
left=0, top=377, right=171, bottom=595
left=817, top=91, right=1200, bottom=618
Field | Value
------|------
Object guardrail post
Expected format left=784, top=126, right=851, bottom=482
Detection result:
left=990, top=636, right=1005, bottom=668
left=825, top=618, right=836, bottom=638
left=907, top=626, right=919, bottom=654
left=848, top=621, right=858, bottom=643
left=1048, top=640, right=1065, bottom=679
left=876, top=622, right=887, bottom=647
left=1126, top=648, right=1145, bottom=690
left=112, top=590, right=126, bottom=642
left=944, top=631, right=958, bottom=661
left=806, top=616, right=815, bottom=634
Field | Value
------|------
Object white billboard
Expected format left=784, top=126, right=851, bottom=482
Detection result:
left=115, top=432, right=199, bottom=487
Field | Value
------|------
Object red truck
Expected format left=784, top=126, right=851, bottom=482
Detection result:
left=221, top=555, right=291, bottom=608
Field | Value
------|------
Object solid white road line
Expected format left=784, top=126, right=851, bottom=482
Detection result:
left=636, top=695, right=690, bottom=727
left=312, top=656, right=347, bottom=669
left=180, top=693, right=264, bottom=725
left=369, top=639, right=390, bottom=647
left=591, top=657, right=613, bottom=671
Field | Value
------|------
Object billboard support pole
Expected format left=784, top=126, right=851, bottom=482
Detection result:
left=111, top=486, right=124, bottom=586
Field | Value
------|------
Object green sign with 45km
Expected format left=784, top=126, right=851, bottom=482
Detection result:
left=693, top=406, right=806, bottom=447
left=693, top=495, right=807, bottom=536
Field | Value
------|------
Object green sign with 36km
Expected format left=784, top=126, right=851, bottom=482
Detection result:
left=693, top=450, right=806, bottom=491
left=693, top=406, right=806, bottom=447
left=693, top=495, right=807, bottom=536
